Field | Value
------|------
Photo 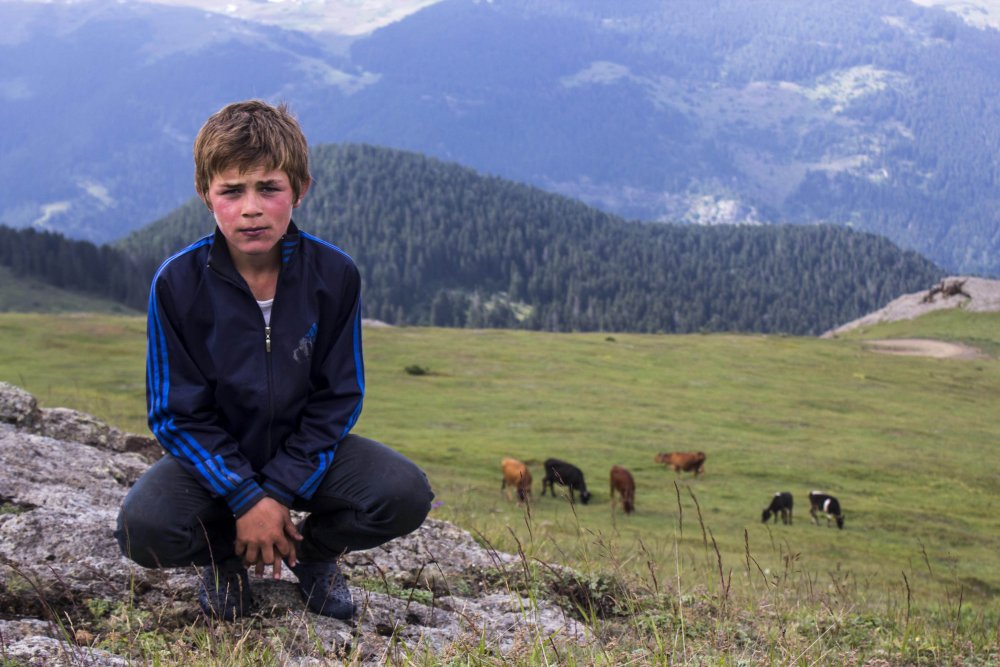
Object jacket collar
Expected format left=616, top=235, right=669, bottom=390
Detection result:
left=207, top=221, right=302, bottom=282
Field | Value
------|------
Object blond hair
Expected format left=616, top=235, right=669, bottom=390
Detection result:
left=193, top=99, right=311, bottom=203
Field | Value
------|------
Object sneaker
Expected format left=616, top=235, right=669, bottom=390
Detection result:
left=197, top=558, right=252, bottom=621
left=288, top=560, right=355, bottom=619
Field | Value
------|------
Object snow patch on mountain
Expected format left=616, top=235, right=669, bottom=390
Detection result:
left=910, top=0, right=1000, bottom=30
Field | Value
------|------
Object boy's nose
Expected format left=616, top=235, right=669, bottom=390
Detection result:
left=241, top=192, right=263, bottom=216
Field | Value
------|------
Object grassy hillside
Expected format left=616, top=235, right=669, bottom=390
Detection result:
left=358, top=323, right=1000, bottom=604
left=838, top=307, right=1000, bottom=357
left=1, top=312, right=997, bottom=661
left=0, top=266, right=140, bottom=315
left=0, top=313, right=146, bottom=429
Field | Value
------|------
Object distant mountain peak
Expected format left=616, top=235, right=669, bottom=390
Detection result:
left=910, top=0, right=1000, bottom=31
left=10, top=0, right=445, bottom=35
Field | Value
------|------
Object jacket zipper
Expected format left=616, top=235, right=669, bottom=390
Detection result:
left=208, top=259, right=278, bottom=459
left=265, top=320, right=274, bottom=458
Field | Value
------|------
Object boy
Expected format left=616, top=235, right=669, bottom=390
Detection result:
left=115, top=100, right=433, bottom=621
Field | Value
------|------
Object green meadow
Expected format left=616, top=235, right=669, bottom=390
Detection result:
left=1, top=311, right=998, bottom=661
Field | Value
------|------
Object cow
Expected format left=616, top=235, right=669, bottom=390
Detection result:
left=541, top=458, right=591, bottom=504
left=609, top=465, right=635, bottom=514
left=761, top=491, right=793, bottom=524
left=809, top=491, right=844, bottom=529
left=655, top=451, right=706, bottom=476
left=500, top=457, right=532, bottom=503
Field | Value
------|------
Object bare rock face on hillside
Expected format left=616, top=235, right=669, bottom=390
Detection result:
left=0, top=381, right=587, bottom=666
left=822, top=276, right=1000, bottom=338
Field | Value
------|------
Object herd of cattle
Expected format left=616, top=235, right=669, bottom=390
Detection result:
left=500, top=453, right=846, bottom=529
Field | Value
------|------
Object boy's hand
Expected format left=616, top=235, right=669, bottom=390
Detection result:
left=235, top=497, right=303, bottom=580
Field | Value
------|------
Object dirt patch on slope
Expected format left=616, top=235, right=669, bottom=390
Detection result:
left=822, top=276, right=1000, bottom=360
left=862, top=338, right=988, bottom=360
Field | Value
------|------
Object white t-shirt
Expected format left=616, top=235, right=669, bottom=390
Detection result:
left=257, top=298, right=274, bottom=326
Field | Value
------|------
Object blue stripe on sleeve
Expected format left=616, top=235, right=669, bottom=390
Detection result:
left=298, top=449, right=335, bottom=498
left=353, top=304, right=365, bottom=395
left=146, top=236, right=245, bottom=496
left=227, top=480, right=260, bottom=512
left=263, top=481, right=294, bottom=505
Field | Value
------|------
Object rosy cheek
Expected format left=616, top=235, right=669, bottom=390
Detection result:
left=265, top=195, right=294, bottom=210
left=210, top=199, right=239, bottom=218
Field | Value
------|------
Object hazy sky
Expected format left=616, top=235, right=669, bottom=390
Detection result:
left=9, top=0, right=998, bottom=33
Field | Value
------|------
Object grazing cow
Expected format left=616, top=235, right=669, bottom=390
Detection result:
left=541, top=458, right=591, bottom=504
left=761, top=491, right=794, bottom=524
left=500, top=457, right=532, bottom=503
left=609, top=465, right=636, bottom=514
left=809, top=491, right=844, bottom=529
left=655, top=451, right=707, bottom=476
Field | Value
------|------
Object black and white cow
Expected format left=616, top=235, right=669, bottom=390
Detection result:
left=541, top=458, right=592, bottom=504
left=808, top=491, right=844, bottom=529
left=761, top=491, right=794, bottom=524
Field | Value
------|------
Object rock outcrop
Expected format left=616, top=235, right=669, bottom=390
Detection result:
left=0, top=382, right=588, bottom=665
left=822, top=276, right=1000, bottom=338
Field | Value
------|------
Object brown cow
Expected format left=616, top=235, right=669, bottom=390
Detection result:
left=655, top=451, right=706, bottom=476
left=500, top=457, right=532, bottom=503
left=609, top=465, right=635, bottom=514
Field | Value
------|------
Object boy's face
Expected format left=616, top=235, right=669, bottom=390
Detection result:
left=203, top=165, right=305, bottom=263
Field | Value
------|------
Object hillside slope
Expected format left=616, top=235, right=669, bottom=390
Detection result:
left=0, top=266, right=139, bottom=314
left=822, top=276, right=1000, bottom=336
left=2, top=315, right=999, bottom=664
left=118, top=143, right=943, bottom=335
left=2, top=0, right=999, bottom=276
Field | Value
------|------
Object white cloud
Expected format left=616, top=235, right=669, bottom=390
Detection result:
left=32, top=202, right=71, bottom=228
left=78, top=180, right=116, bottom=208
left=294, top=57, right=381, bottom=94
left=561, top=61, right=633, bottom=89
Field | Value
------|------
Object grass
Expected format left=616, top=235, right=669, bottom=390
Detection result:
left=0, top=313, right=146, bottom=431
left=0, top=266, right=139, bottom=316
left=834, top=307, right=1000, bottom=357
left=1, top=311, right=999, bottom=663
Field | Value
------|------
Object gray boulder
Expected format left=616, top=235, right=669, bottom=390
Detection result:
left=0, top=383, right=590, bottom=664
left=0, top=381, right=41, bottom=428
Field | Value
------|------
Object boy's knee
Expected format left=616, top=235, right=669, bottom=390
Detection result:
left=377, top=468, right=434, bottom=537
left=115, top=501, right=170, bottom=568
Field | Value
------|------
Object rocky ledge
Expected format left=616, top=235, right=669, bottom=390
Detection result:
left=0, top=382, right=592, bottom=665
left=822, top=276, right=1000, bottom=337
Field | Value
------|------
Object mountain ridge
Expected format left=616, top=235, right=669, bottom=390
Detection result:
left=2, top=0, right=999, bottom=275
left=117, top=142, right=944, bottom=336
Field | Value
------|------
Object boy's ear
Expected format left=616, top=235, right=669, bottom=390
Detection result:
left=199, top=192, right=213, bottom=213
left=294, top=179, right=312, bottom=208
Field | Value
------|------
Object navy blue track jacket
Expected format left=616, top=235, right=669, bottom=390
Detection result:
left=146, top=222, right=364, bottom=517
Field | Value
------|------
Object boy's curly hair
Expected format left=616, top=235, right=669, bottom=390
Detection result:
left=194, top=100, right=311, bottom=204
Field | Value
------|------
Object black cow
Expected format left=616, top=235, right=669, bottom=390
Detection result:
left=808, top=491, right=844, bottom=529
left=541, top=458, right=591, bottom=504
left=761, top=491, right=794, bottom=524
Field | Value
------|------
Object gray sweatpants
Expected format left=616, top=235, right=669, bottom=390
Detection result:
left=115, top=434, right=433, bottom=567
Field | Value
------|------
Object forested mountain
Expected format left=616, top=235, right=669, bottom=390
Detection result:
left=0, top=226, right=152, bottom=311
left=117, top=144, right=942, bottom=335
left=2, top=0, right=999, bottom=275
